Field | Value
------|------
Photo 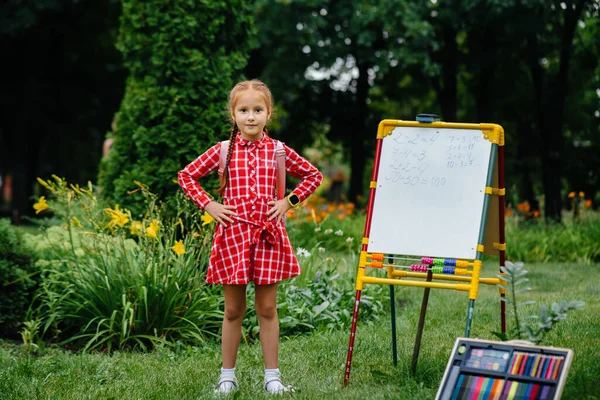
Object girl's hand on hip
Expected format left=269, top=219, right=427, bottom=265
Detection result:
left=267, top=199, right=290, bottom=222
left=204, top=201, right=237, bottom=227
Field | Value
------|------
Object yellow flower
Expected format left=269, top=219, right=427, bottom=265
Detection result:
left=104, top=205, right=129, bottom=229
left=201, top=212, right=215, bottom=226
left=33, top=196, right=49, bottom=214
left=578, top=191, right=585, bottom=197
left=70, top=184, right=83, bottom=195
left=130, top=221, right=143, bottom=235
left=171, top=240, right=186, bottom=256
left=145, top=220, right=160, bottom=238
left=36, top=178, right=55, bottom=192
left=70, top=216, right=83, bottom=229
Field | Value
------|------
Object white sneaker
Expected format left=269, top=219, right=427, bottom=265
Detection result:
left=264, top=376, right=295, bottom=395
left=214, top=377, right=238, bottom=394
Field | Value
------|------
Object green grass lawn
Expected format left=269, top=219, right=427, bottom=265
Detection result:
left=1, top=261, right=598, bottom=399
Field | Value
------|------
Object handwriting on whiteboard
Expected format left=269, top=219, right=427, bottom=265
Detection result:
left=384, top=130, right=482, bottom=186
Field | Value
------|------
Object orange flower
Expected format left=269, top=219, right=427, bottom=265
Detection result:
left=516, top=202, right=530, bottom=213
left=568, top=192, right=575, bottom=198
left=578, top=191, right=585, bottom=197
left=505, top=209, right=513, bottom=216
left=585, top=200, right=592, bottom=208
left=532, top=210, right=540, bottom=218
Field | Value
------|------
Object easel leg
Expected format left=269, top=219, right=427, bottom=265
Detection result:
left=500, top=296, right=506, bottom=333
left=465, top=299, right=476, bottom=337
left=411, top=269, right=433, bottom=375
left=498, top=141, right=507, bottom=334
left=390, top=284, right=397, bottom=366
left=344, top=290, right=362, bottom=386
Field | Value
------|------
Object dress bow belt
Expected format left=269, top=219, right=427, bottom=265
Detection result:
left=236, top=217, right=280, bottom=246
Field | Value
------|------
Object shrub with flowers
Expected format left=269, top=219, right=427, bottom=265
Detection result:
left=285, top=195, right=363, bottom=254
left=25, top=177, right=386, bottom=350
left=26, top=176, right=223, bottom=351
left=510, top=201, right=541, bottom=220
left=236, top=193, right=386, bottom=340
left=504, top=191, right=600, bottom=263
left=567, top=190, right=591, bottom=218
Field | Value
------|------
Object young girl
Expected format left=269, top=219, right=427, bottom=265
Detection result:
left=178, top=80, right=322, bottom=394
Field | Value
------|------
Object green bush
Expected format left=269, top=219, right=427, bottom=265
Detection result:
left=494, top=260, right=585, bottom=344
left=0, top=219, right=39, bottom=339
left=28, top=177, right=223, bottom=351
left=98, top=0, right=257, bottom=216
left=505, top=211, right=600, bottom=263
left=29, top=177, right=387, bottom=350
left=285, top=203, right=364, bottom=254
left=242, top=266, right=385, bottom=341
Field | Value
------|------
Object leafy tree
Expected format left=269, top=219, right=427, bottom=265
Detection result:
left=253, top=0, right=422, bottom=202
left=390, top=0, right=599, bottom=221
left=252, top=0, right=599, bottom=218
left=512, top=0, right=596, bottom=221
left=98, top=1, right=256, bottom=215
left=559, top=5, right=600, bottom=206
left=0, top=0, right=125, bottom=222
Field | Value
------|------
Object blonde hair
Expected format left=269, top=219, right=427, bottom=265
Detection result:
left=216, top=80, right=274, bottom=195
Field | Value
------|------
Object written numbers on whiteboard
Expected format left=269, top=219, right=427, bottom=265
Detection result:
left=368, top=126, right=493, bottom=260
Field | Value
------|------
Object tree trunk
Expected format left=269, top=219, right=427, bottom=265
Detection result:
left=536, top=1, right=584, bottom=222
left=474, top=25, right=498, bottom=122
left=516, top=121, right=540, bottom=217
left=8, top=32, right=41, bottom=224
left=432, top=23, right=458, bottom=122
left=347, top=62, right=370, bottom=204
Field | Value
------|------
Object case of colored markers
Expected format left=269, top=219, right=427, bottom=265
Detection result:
left=436, top=338, right=573, bottom=400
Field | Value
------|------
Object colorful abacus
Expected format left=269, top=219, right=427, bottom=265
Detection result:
left=409, top=264, right=469, bottom=275
left=421, top=257, right=471, bottom=267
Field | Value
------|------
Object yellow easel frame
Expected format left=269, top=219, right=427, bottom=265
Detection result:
left=344, top=119, right=507, bottom=386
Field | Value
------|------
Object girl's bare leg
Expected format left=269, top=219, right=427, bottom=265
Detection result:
left=222, top=284, right=247, bottom=368
left=254, top=283, right=279, bottom=369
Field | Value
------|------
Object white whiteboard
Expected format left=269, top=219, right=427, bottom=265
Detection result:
left=367, top=126, right=493, bottom=259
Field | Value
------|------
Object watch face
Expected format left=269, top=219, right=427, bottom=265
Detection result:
left=289, top=194, right=300, bottom=206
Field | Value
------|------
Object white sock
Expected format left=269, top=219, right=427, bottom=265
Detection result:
left=265, top=368, right=284, bottom=393
left=221, top=367, right=236, bottom=379
left=217, top=367, right=237, bottom=393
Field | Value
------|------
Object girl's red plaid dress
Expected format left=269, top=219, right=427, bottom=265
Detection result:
left=178, top=133, right=323, bottom=285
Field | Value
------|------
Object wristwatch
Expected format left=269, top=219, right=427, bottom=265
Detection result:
left=286, top=193, right=301, bottom=208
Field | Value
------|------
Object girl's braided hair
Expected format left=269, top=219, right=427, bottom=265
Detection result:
left=215, top=80, right=274, bottom=194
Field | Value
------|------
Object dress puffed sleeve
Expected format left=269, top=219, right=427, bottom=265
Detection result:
left=177, top=143, right=221, bottom=210
left=282, top=143, right=323, bottom=202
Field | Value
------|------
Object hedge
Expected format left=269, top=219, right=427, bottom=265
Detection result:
left=99, top=0, right=257, bottom=216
